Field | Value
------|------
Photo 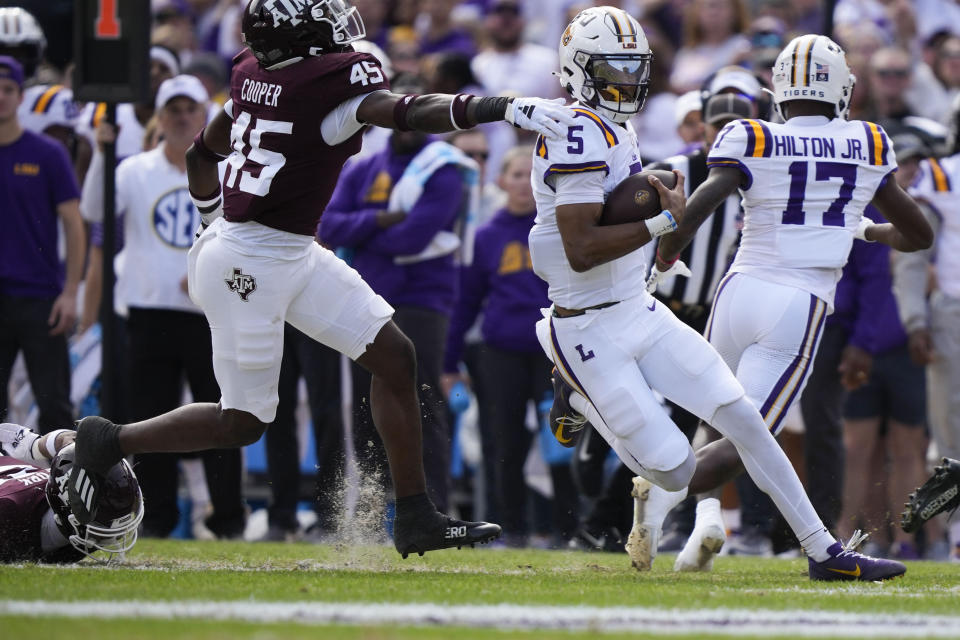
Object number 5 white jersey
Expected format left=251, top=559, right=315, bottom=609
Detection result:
left=529, top=104, right=646, bottom=309
left=708, top=115, right=895, bottom=308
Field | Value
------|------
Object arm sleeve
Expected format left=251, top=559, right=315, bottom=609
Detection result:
left=553, top=170, right=606, bottom=206
left=366, top=165, right=465, bottom=255
left=318, top=163, right=383, bottom=248
left=321, top=90, right=387, bottom=147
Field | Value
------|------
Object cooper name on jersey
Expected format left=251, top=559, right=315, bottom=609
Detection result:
left=240, top=78, right=282, bottom=107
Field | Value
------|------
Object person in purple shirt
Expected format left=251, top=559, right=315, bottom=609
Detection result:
left=0, top=56, right=85, bottom=435
left=442, top=146, right=578, bottom=546
left=417, top=0, right=477, bottom=58
left=837, top=153, right=932, bottom=560
left=320, top=74, right=469, bottom=513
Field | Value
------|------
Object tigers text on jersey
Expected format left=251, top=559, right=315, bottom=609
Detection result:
left=114, top=145, right=203, bottom=313
left=529, top=103, right=646, bottom=309
left=708, top=115, right=896, bottom=308
left=223, top=48, right=389, bottom=236
left=910, top=153, right=960, bottom=300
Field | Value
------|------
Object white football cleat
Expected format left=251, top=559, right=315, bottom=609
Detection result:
left=674, top=498, right=726, bottom=572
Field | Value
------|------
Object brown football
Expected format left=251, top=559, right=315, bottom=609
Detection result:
left=599, top=169, right=678, bottom=226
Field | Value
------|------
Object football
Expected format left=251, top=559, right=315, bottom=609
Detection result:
left=599, top=169, right=678, bottom=226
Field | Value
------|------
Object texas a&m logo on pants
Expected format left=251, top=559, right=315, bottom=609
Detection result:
left=225, top=268, right=257, bottom=301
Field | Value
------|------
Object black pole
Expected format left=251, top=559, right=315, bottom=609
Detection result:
left=823, top=0, right=837, bottom=39
left=100, top=102, right=117, bottom=420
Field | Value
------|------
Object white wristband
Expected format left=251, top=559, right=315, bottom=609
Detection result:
left=645, top=209, right=678, bottom=238
left=854, top=216, right=875, bottom=242
left=44, top=429, right=71, bottom=458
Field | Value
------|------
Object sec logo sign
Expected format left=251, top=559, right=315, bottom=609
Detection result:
left=153, top=188, right=200, bottom=248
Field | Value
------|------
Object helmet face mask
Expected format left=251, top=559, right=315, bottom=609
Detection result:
left=45, top=443, right=144, bottom=562
left=242, top=0, right=366, bottom=67
left=559, top=7, right=652, bottom=124
left=771, top=35, right=855, bottom=120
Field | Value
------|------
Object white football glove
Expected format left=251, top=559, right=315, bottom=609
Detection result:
left=645, top=260, right=692, bottom=294
left=505, top=97, right=577, bottom=140
left=853, top=216, right=876, bottom=242
left=0, top=423, right=41, bottom=461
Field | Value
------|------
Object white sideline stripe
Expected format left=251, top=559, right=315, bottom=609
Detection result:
left=2, top=600, right=960, bottom=636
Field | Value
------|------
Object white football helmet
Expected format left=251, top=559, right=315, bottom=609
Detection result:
left=0, top=7, right=46, bottom=78
left=771, top=34, right=855, bottom=120
left=558, top=6, right=652, bottom=124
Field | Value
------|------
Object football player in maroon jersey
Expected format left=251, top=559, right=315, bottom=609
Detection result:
left=0, top=423, right=142, bottom=563
left=68, top=0, right=576, bottom=558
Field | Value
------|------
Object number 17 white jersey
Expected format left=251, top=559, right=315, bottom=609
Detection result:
left=708, top=114, right=895, bottom=308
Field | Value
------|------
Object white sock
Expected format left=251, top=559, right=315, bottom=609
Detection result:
left=695, top=497, right=723, bottom=528
left=711, top=397, right=836, bottom=560
left=642, top=484, right=688, bottom=527
left=181, top=458, right=211, bottom=505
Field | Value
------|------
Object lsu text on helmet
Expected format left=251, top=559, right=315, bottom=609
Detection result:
left=771, top=34, right=856, bottom=120
left=45, top=443, right=144, bottom=561
left=0, top=7, right=46, bottom=79
left=242, top=0, right=366, bottom=67
left=558, top=6, right=652, bottom=124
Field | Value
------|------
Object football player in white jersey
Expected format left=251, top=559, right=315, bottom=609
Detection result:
left=533, top=9, right=912, bottom=580
left=644, top=34, right=933, bottom=573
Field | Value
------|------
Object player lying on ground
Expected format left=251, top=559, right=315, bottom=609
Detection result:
left=0, top=423, right=142, bottom=563
left=538, top=13, right=924, bottom=581
left=66, top=0, right=577, bottom=559
left=630, top=34, right=933, bottom=573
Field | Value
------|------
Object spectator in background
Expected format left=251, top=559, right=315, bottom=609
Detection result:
left=152, top=0, right=199, bottom=63
left=0, top=56, right=84, bottom=434
left=79, top=75, right=246, bottom=540
left=471, top=0, right=561, bottom=101
left=745, top=15, right=784, bottom=87
left=320, top=75, right=479, bottom=514
left=428, top=51, right=518, bottom=187
left=259, top=323, right=344, bottom=542
left=184, top=51, right=230, bottom=107
left=631, top=24, right=684, bottom=162
left=837, top=141, right=932, bottom=560
left=353, top=0, right=391, bottom=50
left=893, top=97, right=960, bottom=561
left=447, top=128, right=506, bottom=226
left=909, top=34, right=960, bottom=125
left=417, top=0, right=477, bottom=58
left=674, top=91, right=705, bottom=155
left=443, top=146, right=577, bottom=547
left=0, top=8, right=91, bottom=185
left=863, top=47, right=948, bottom=150
left=669, top=0, right=750, bottom=93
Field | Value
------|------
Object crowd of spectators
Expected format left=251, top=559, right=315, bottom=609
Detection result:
left=1, top=0, right=958, bottom=558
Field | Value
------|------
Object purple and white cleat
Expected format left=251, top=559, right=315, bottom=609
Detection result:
left=808, top=531, right=906, bottom=582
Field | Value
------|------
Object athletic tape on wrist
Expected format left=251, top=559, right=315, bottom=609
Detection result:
left=645, top=210, right=677, bottom=238
left=450, top=94, right=475, bottom=130
left=44, top=429, right=71, bottom=458
left=393, top=94, right=420, bottom=132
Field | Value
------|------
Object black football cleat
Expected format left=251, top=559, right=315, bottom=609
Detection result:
left=68, top=416, right=125, bottom=524
left=393, top=511, right=501, bottom=559
left=901, top=457, right=960, bottom=533
left=549, top=368, right=589, bottom=449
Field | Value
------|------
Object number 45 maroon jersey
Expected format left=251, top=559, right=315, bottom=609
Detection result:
left=222, top=48, right=390, bottom=236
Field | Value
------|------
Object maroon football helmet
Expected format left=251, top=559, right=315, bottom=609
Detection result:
left=46, top=443, right=144, bottom=560
left=242, top=0, right=366, bottom=66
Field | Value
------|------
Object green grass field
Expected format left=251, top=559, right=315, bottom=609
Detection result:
left=2, top=539, right=959, bottom=639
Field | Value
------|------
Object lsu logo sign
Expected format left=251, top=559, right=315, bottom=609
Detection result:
left=154, top=188, right=201, bottom=249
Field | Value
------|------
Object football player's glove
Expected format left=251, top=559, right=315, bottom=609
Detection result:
left=0, top=423, right=40, bottom=462
left=505, top=97, right=577, bottom=140
left=645, top=259, right=692, bottom=294
left=901, top=458, right=960, bottom=533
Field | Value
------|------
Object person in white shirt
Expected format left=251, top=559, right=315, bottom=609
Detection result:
left=79, top=75, right=246, bottom=539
